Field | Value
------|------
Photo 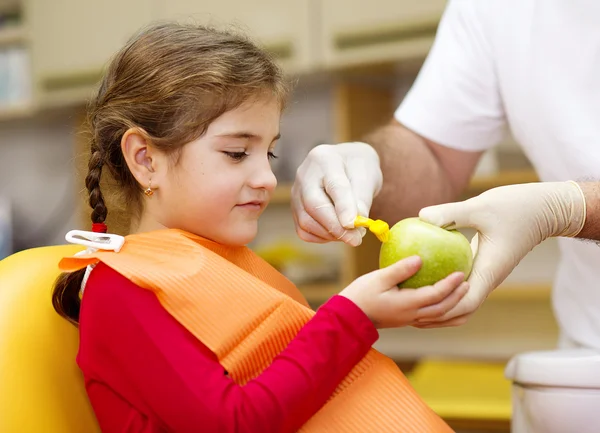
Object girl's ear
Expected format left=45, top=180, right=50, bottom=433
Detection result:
left=121, top=128, right=165, bottom=189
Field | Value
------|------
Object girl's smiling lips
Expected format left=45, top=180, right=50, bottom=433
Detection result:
left=236, top=200, right=266, bottom=212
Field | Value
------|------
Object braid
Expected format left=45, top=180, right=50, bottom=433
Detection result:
left=85, top=140, right=108, bottom=224
left=50, top=137, right=110, bottom=327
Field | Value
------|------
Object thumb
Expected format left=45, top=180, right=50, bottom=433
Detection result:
left=418, top=200, right=475, bottom=230
left=376, top=255, right=422, bottom=288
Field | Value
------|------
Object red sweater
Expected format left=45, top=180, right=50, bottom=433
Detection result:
left=77, top=262, right=379, bottom=433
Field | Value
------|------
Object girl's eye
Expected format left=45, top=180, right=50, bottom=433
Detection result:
left=224, top=151, right=248, bottom=161
left=268, top=151, right=278, bottom=160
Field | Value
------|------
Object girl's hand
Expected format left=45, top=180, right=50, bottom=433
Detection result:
left=339, top=256, right=468, bottom=329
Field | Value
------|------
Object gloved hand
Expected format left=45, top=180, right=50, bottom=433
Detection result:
left=413, top=181, right=587, bottom=328
left=291, top=142, right=382, bottom=247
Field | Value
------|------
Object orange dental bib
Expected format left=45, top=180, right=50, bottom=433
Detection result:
left=60, top=229, right=453, bottom=432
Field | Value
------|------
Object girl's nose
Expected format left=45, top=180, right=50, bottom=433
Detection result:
left=249, top=160, right=277, bottom=192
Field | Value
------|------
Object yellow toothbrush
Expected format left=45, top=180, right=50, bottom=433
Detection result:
left=353, top=215, right=390, bottom=243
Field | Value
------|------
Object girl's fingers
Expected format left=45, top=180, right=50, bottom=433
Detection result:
left=415, top=282, right=469, bottom=320
left=377, top=256, right=423, bottom=288
left=406, top=271, right=466, bottom=308
left=412, top=313, right=471, bottom=329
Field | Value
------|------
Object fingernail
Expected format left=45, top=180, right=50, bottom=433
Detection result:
left=404, top=255, right=421, bottom=266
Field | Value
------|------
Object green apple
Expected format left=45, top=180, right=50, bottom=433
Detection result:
left=379, top=217, right=473, bottom=289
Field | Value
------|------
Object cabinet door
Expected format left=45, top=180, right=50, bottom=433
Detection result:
left=159, top=0, right=315, bottom=75
left=320, top=0, right=447, bottom=68
left=28, top=0, right=155, bottom=105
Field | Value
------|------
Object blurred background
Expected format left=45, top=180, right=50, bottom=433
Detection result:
left=0, top=0, right=560, bottom=431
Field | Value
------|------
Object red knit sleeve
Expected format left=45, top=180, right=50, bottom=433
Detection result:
left=77, top=262, right=378, bottom=433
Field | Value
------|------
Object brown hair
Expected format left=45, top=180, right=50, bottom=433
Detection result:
left=52, top=21, right=291, bottom=326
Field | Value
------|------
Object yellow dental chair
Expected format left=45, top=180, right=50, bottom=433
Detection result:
left=0, top=245, right=101, bottom=433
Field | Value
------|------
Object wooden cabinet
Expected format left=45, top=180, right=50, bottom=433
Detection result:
left=26, top=0, right=155, bottom=106
left=319, top=0, right=447, bottom=68
left=23, top=0, right=452, bottom=108
left=158, top=0, right=315, bottom=74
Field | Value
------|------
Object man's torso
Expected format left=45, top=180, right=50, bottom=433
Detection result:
left=489, top=0, right=600, bottom=348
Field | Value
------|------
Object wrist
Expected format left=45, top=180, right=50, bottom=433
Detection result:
left=558, top=180, right=587, bottom=238
left=323, top=294, right=379, bottom=342
left=570, top=181, right=600, bottom=241
left=338, top=289, right=377, bottom=328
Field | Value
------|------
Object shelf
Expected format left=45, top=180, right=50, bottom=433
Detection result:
left=269, top=169, right=539, bottom=207
left=0, top=104, right=35, bottom=121
left=296, top=281, right=551, bottom=307
left=0, top=25, right=27, bottom=47
left=487, top=283, right=551, bottom=302
left=467, top=169, right=539, bottom=194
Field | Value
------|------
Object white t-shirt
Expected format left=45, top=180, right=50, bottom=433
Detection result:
left=395, top=0, right=600, bottom=349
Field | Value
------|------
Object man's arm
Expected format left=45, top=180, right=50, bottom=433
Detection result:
left=365, top=119, right=483, bottom=225
left=577, top=182, right=600, bottom=241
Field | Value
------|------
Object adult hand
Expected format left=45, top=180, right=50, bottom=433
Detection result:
left=413, top=181, right=587, bottom=328
left=291, top=142, right=382, bottom=247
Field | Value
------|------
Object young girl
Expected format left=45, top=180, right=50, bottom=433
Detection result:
left=53, top=22, right=468, bottom=432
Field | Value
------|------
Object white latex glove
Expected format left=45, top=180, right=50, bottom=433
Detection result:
left=291, top=142, right=382, bottom=247
left=413, top=181, right=587, bottom=328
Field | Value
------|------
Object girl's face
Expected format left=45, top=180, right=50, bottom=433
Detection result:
left=132, top=96, right=280, bottom=246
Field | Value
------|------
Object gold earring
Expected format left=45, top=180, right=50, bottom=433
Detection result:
left=144, top=180, right=154, bottom=197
